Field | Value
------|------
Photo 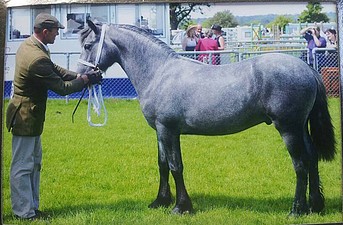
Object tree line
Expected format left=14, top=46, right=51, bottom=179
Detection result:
left=171, top=2, right=333, bottom=32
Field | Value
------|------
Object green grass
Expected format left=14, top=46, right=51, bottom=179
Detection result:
left=2, top=98, right=342, bottom=224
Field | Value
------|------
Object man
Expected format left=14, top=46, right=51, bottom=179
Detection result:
left=6, top=13, right=102, bottom=220
left=195, top=24, right=204, bottom=39
left=300, top=26, right=327, bottom=66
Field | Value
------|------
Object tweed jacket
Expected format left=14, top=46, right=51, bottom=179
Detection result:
left=6, top=35, right=85, bottom=136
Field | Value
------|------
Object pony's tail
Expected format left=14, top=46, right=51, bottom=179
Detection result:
left=309, top=74, right=336, bottom=161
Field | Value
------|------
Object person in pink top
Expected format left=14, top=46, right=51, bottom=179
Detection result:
left=195, top=30, right=218, bottom=64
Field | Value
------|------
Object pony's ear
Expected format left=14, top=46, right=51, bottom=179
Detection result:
left=87, top=20, right=99, bottom=35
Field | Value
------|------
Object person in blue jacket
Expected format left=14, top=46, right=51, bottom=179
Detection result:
left=300, top=26, right=327, bottom=66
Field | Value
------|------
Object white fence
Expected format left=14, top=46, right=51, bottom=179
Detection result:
left=4, top=48, right=339, bottom=99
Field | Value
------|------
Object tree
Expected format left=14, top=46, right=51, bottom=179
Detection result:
left=203, top=10, right=238, bottom=28
left=267, top=15, right=294, bottom=33
left=298, top=2, right=330, bottom=23
left=169, top=3, right=211, bottom=30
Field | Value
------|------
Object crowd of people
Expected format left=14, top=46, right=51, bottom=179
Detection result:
left=182, top=23, right=225, bottom=65
left=300, top=25, right=337, bottom=66
left=181, top=23, right=337, bottom=66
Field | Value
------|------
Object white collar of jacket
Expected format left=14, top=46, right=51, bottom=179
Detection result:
left=32, top=34, right=50, bottom=52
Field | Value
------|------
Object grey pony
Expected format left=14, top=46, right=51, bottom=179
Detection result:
left=77, top=20, right=336, bottom=216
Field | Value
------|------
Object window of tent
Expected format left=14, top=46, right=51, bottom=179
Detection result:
left=7, top=6, right=52, bottom=41
left=7, top=3, right=166, bottom=41
left=244, top=31, right=252, bottom=38
left=8, top=7, right=30, bottom=40
left=59, top=4, right=90, bottom=39
left=90, top=4, right=109, bottom=23
left=139, top=4, right=165, bottom=36
left=33, top=6, right=52, bottom=22
left=115, top=4, right=136, bottom=25
left=94, top=4, right=166, bottom=36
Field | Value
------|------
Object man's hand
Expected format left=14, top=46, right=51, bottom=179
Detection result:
left=85, top=70, right=103, bottom=85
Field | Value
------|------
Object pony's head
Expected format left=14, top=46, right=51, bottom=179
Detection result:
left=77, top=20, right=121, bottom=74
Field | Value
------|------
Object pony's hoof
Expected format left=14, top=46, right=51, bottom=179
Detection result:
left=310, top=206, right=324, bottom=214
left=171, top=203, right=193, bottom=215
left=287, top=212, right=303, bottom=218
left=309, top=194, right=325, bottom=213
left=148, top=197, right=173, bottom=209
left=288, top=202, right=309, bottom=217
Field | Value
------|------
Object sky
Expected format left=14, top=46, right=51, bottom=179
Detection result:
left=190, top=2, right=336, bottom=18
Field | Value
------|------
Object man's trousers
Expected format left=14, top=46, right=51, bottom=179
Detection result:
left=10, top=135, right=42, bottom=218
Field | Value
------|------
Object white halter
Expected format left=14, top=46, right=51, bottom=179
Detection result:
left=78, top=24, right=108, bottom=127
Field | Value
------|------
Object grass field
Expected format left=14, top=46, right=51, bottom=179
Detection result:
left=2, top=98, right=342, bottom=224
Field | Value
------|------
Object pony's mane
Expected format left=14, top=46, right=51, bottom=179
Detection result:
left=116, top=24, right=178, bottom=57
left=79, top=23, right=179, bottom=58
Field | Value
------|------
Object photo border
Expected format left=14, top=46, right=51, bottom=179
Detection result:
left=0, top=0, right=341, bottom=224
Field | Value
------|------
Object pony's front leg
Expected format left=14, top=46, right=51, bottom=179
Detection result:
left=148, top=141, right=173, bottom=208
left=154, top=122, right=193, bottom=214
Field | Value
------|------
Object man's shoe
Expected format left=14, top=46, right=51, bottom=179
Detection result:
left=15, top=210, right=49, bottom=220
left=35, top=210, right=51, bottom=219
left=14, top=214, right=39, bottom=221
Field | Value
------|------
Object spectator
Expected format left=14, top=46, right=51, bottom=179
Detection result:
left=211, top=24, right=225, bottom=50
left=211, top=24, right=225, bottom=65
left=325, top=28, right=337, bottom=48
left=300, top=26, right=327, bottom=66
left=196, top=24, right=205, bottom=39
left=195, top=30, right=218, bottom=64
left=182, top=25, right=198, bottom=51
left=324, top=28, right=338, bottom=68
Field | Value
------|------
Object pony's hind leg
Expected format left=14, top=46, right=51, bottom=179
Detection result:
left=305, top=133, right=325, bottom=213
left=309, top=159, right=325, bottom=213
left=278, top=126, right=310, bottom=216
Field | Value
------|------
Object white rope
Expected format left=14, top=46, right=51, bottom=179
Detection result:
left=78, top=24, right=108, bottom=127
left=87, top=84, right=107, bottom=127
left=78, top=59, right=95, bottom=68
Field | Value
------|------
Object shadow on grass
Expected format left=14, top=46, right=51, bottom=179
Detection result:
left=3, top=199, right=146, bottom=222
left=191, top=194, right=342, bottom=214
left=3, top=195, right=341, bottom=222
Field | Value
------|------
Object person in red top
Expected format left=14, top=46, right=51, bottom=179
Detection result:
left=195, top=30, right=218, bottom=64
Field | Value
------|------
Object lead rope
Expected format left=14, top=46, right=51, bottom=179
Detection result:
left=87, top=83, right=107, bottom=126
left=72, top=85, right=87, bottom=123
left=78, top=24, right=108, bottom=127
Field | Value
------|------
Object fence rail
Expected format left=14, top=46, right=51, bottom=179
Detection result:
left=179, top=49, right=309, bottom=64
left=4, top=48, right=340, bottom=99
left=313, top=48, right=340, bottom=97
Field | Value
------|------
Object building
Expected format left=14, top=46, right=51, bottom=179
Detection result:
left=5, top=3, right=170, bottom=86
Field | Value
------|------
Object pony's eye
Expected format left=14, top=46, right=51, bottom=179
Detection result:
left=84, top=44, right=92, bottom=50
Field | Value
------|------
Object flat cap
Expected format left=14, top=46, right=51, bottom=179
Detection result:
left=34, top=13, right=65, bottom=29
